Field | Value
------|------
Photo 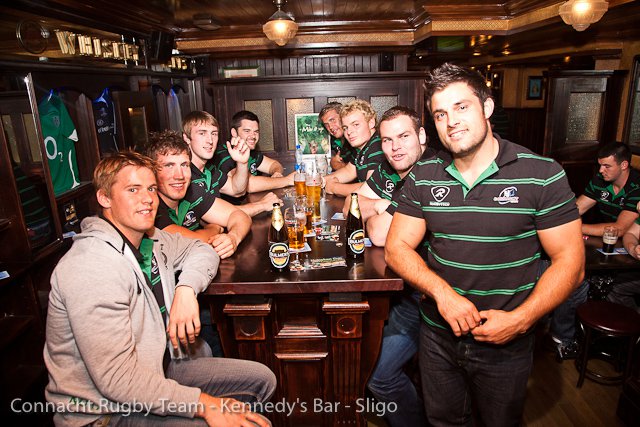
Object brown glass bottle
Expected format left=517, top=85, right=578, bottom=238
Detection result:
left=346, top=193, right=365, bottom=260
left=268, top=203, right=290, bottom=272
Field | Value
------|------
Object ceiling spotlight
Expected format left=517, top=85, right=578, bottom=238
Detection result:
left=263, top=0, right=298, bottom=46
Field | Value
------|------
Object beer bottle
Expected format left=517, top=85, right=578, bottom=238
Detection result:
left=346, top=193, right=365, bottom=260
left=268, top=203, right=290, bottom=272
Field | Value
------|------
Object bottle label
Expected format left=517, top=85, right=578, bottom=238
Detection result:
left=273, top=216, right=284, bottom=232
left=269, top=242, right=290, bottom=269
left=350, top=198, right=361, bottom=219
left=347, top=229, right=365, bottom=254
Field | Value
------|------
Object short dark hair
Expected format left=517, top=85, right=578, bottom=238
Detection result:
left=425, top=63, right=492, bottom=112
left=141, top=130, right=190, bottom=162
left=598, top=142, right=631, bottom=164
left=319, top=102, right=342, bottom=120
left=379, top=106, right=421, bottom=134
left=231, top=110, right=259, bottom=130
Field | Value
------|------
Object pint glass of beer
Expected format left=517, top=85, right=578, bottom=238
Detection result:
left=285, top=207, right=305, bottom=250
left=306, top=168, right=322, bottom=223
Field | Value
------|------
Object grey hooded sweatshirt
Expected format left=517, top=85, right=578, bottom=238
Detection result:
left=44, top=216, right=219, bottom=426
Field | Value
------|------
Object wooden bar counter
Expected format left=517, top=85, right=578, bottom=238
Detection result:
left=204, top=192, right=403, bottom=427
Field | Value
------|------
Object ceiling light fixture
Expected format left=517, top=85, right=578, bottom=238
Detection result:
left=559, top=0, right=608, bottom=31
left=263, top=0, right=298, bottom=46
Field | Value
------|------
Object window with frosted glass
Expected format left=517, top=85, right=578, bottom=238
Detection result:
left=286, top=98, right=314, bottom=150
left=370, top=96, right=398, bottom=120
left=328, top=96, right=356, bottom=105
left=244, top=100, right=274, bottom=151
left=566, top=93, right=603, bottom=142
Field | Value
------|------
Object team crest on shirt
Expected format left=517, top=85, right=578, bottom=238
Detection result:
left=494, top=186, right=519, bottom=204
left=429, top=186, right=450, bottom=206
left=385, top=180, right=395, bottom=194
left=250, top=163, right=258, bottom=174
left=183, top=211, right=197, bottom=227
left=600, top=191, right=610, bottom=201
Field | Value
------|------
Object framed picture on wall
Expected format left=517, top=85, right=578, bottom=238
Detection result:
left=527, top=76, right=543, bottom=100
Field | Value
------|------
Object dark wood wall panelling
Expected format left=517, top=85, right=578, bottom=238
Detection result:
left=211, top=54, right=408, bottom=80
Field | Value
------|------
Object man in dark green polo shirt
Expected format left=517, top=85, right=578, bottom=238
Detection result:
left=319, top=102, right=356, bottom=171
left=214, top=110, right=294, bottom=194
left=143, top=130, right=251, bottom=260
left=324, top=99, right=385, bottom=196
left=386, top=63, right=584, bottom=426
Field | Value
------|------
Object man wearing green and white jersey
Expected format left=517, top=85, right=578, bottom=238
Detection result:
left=39, top=91, right=81, bottom=195
left=386, top=63, right=584, bottom=426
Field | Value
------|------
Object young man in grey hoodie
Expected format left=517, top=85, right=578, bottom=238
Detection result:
left=44, top=151, right=275, bottom=426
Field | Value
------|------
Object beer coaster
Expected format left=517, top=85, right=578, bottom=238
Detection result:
left=331, top=212, right=345, bottom=220
left=0, top=271, right=9, bottom=280
left=289, top=242, right=311, bottom=253
left=290, top=256, right=347, bottom=271
left=312, top=219, right=327, bottom=225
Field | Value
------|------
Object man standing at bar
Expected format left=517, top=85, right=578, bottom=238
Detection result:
left=324, top=99, right=385, bottom=196
left=385, top=63, right=584, bottom=425
left=354, top=106, right=430, bottom=427
left=319, top=102, right=356, bottom=171
left=44, top=151, right=275, bottom=426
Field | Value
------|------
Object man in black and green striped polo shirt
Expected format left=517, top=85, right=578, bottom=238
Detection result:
left=386, top=63, right=584, bottom=426
left=319, top=102, right=357, bottom=171
left=577, top=142, right=640, bottom=235
left=324, top=99, right=385, bottom=196
left=546, top=142, right=640, bottom=359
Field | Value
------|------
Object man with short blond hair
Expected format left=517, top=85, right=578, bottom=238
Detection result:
left=44, top=151, right=275, bottom=426
left=324, top=99, right=385, bottom=197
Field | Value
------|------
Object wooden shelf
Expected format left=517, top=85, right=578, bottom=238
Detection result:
left=55, top=181, right=93, bottom=206
left=0, top=315, right=34, bottom=351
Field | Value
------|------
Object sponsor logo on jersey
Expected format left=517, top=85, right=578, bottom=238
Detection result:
left=385, top=180, right=395, bottom=194
left=430, top=186, right=451, bottom=206
left=183, top=211, right=197, bottom=227
left=494, top=186, right=520, bottom=204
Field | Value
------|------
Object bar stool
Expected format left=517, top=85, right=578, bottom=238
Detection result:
left=576, top=301, right=640, bottom=388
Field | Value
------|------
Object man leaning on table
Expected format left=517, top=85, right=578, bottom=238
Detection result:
left=213, top=110, right=295, bottom=195
left=385, top=63, right=584, bottom=426
left=182, top=111, right=281, bottom=218
left=549, top=142, right=640, bottom=359
left=353, top=106, right=431, bottom=427
left=610, top=200, right=640, bottom=313
left=44, top=151, right=275, bottom=426
left=323, top=99, right=385, bottom=196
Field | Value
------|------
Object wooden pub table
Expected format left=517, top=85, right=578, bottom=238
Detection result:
left=204, top=192, right=403, bottom=427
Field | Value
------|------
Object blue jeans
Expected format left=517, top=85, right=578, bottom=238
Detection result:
left=367, top=291, right=427, bottom=427
left=607, top=271, right=640, bottom=313
left=420, top=324, right=535, bottom=427
left=110, top=356, right=276, bottom=426
left=539, top=259, right=589, bottom=344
